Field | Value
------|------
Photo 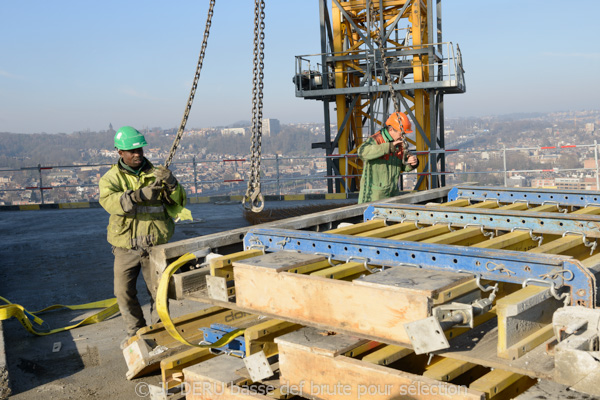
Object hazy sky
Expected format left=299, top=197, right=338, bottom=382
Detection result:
left=1, top=1, right=598, bottom=134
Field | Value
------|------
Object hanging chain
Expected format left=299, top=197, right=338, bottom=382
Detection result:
left=368, top=1, right=410, bottom=161
left=369, top=1, right=401, bottom=115
left=243, top=0, right=266, bottom=212
left=165, top=0, right=216, bottom=168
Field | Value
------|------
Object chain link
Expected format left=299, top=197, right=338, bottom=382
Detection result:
left=243, top=0, right=266, bottom=212
left=165, top=0, right=216, bottom=168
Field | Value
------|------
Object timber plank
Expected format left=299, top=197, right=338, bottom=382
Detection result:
left=234, top=259, right=468, bottom=345
left=276, top=327, right=485, bottom=400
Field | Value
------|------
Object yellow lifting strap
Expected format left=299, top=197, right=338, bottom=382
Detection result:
left=156, top=253, right=245, bottom=349
left=0, top=296, right=119, bottom=336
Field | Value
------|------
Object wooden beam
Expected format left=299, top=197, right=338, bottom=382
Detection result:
left=466, top=200, right=499, bottom=209
left=422, top=227, right=486, bottom=246
left=528, top=204, right=561, bottom=213
left=244, top=319, right=302, bottom=358
left=234, top=252, right=473, bottom=346
left=424, top=358, right=477, bottom=382
left=496, top=285, right=561, bottom=360
left=571, top=206, right=600, bottom=215
left=388, top=224, right=451, bottom=241
left=210, top=249, right=264, bottom=270
left=472, top=231, right=535, bottom=251
left=469, top=369, right=535, bottom=399
left=276, top=327, right=485, bottom=400
left=311, top=261, right=369, bottom=280
left=439, top=199, right=471, bottom=207
left=356, top=222, right=418, bottom=238
left=361, top=344, right=413, bottom=366
left=326, top=219, right=386, bottom=235
left=528, top=234, right=584, bottom=254
left=498, top=203, right=529, bottom=211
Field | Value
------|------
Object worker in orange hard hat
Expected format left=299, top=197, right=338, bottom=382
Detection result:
left=357, top=111, right=418, bottom=203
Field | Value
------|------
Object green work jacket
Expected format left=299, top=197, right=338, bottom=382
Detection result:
left=99, top=158, right=192, bottom=249
left=357, top=132, right=416, bottom=204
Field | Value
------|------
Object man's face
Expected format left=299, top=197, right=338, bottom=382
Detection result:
left=388, top=127, right=403, bottom=141
left=118, top=148, right=144, bottom=169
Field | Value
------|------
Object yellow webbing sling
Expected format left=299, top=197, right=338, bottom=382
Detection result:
left=156, top=253, right=245, bottom=348
left=0, top=296, right=119, bottom=336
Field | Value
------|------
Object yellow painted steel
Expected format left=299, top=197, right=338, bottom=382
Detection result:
left=0, top=296, right=118, bottom=335
left=361, top=344, right=413, bottom=366
left=423, top=358, right=477, bottom=382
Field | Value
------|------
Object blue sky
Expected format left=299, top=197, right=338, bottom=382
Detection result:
left=1, top=1, right=598, bottom=134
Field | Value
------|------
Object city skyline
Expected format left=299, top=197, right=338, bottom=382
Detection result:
left=1, top=1, right=599, bottom=134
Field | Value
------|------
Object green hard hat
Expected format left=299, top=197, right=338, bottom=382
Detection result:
left=114, top=126, right=148, bottom=150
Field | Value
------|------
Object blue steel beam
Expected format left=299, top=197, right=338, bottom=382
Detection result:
left=363, top=204, right=600, bottom=238
left=448, top=186, right=600, bottom=208
left=243, top=228, right=596, bottom=307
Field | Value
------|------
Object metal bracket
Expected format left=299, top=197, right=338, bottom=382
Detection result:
left=433, top=302, right=474, bottom=329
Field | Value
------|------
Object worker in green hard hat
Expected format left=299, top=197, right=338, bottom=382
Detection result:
left=358, top=112, right=419, bottom=203
left=99, top=126, right=192, bottom=349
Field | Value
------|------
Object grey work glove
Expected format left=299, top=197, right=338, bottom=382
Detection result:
left=130, top=185, right=163, bottom=203
left=154, top=166, right=178, bottom=191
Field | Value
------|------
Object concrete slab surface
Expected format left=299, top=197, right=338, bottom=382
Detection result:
left=0, top=200, right=352, bottom=399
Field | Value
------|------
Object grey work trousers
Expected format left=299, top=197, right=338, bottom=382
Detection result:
left=113, top=246, right=159, bottom=337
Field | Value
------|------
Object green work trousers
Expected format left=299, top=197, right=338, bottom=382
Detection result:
left=113, top=246, right=158, bottom=337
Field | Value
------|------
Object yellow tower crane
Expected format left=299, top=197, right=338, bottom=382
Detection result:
left=294, top=0, right=465, bottom=192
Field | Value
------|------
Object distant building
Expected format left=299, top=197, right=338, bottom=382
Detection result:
left=555, top=177, right=586, bottom=190
left=262, top=118, right=280, bottom=137
left=507, top=175, right=527, bottom=187
left=221, top=128, right=246, bottom=136
left=585, top=123, right=595, bottom=133
left=531, top=178, right=555, bottom=188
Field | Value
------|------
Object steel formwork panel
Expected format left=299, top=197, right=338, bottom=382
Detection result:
left=243, top=227, right=595, bottom=307
left=364, top=204, right=600, bottom=238
left=448, top=186, right=600, bottom=208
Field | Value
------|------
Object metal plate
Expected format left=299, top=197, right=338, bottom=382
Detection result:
left=206, top=275, right=229, bottom=302
left=243, top=350, right=274, bottom=382
left=404, top=316, right=449, bottom=354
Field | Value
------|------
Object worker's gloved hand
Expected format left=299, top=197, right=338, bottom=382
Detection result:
left=130, top=185, right=163, bottom=203
left=154, top=166, right=178, bottom=191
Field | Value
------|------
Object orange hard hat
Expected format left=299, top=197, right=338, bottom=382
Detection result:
left=386, top=112, right=413, bottom=134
